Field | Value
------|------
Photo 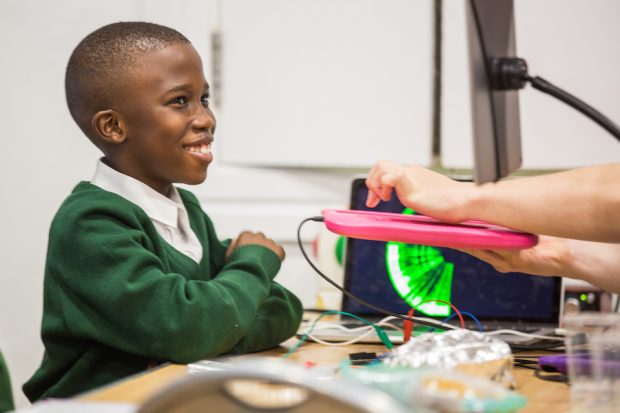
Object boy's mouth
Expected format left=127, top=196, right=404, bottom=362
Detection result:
left=183, top=141, right=213, bottom=161
left=185, top=143, right=211, bottom=154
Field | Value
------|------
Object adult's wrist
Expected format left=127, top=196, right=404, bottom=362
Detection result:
left=456, top=181, right=484, bottom=222
left=560, top=239, right=601, bottom=284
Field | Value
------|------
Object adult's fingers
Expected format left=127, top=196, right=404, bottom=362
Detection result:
left=366, top=191, right=381, bottom=208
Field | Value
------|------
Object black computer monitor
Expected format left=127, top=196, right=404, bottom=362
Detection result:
left=466, top=0, right=523, bottom=183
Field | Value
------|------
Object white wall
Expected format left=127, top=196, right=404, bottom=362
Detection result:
left=217, top=0, right=433, bottom=167
left=442, top=0, right=620, bottom=170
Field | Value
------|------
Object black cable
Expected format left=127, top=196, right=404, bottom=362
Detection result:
left=514, top=354, right=569, bottom=382
left=513, top=358, right=539, bottom=370
left=297, top=217, right=457, bottom=330
left=514, top=358, right=569, bottom=383
left=431, top=0, right=443, bottom=165
left=509, top=340, right=565, bottom=352
left=490, top=57, right=620, bottom=142
left=534, top=368, right=568, bottom=384
left=524, top=74, right=620, bottom=142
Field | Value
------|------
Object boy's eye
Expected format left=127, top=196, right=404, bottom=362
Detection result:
left=169, top=96, right=188, bottom=105
left=201, top=94, right=210, bottom=106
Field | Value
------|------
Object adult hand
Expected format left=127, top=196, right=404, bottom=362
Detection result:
left=461, top=238, right=620, bottom=295
left=365, top=160, right=470, bottom=222
left=459, top=235, right=569, bottom=277
left=226, top=231, right=286, bottom=262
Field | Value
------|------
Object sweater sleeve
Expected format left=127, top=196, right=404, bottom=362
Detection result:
left=46, top=197, right=280, bottom=363
left=183, top=190, right=303, bottom=354
left=0, top=351, right=13, bottom=413
left=228, top=282, right=303, bottom=354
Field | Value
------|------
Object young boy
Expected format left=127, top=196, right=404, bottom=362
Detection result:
left=23, top=22, right=303, bottom=401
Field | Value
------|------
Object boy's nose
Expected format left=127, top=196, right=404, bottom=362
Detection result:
left=192, top=105, right=215, bottom=130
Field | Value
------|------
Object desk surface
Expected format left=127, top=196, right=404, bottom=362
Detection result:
left=82, top=340, right=570, bottom=413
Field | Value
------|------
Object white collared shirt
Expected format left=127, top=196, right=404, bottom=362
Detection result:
left=91, top=159, right=203, bottom=263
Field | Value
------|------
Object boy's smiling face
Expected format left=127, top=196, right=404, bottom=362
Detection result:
left=103, top=43, right=215, bottom=195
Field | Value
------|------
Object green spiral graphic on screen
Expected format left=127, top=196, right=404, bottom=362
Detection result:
left=385, top=208, right=454, bottom=317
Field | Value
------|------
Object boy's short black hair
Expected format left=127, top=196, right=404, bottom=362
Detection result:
left=66, top=22, right=190, bottom=139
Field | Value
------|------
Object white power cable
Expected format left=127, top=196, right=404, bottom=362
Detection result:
left=300, top=313, right=564, bottom=346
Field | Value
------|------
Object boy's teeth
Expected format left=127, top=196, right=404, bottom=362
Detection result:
left=187, top=144, right=211, bottom=154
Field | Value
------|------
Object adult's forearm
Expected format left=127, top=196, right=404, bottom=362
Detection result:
left=562, top=240, right=620, bottom=294
left=464, top=164, right=620, bottom=242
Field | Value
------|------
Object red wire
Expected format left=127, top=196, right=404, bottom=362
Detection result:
left=403, top=299, right=465, bottom=343
left=403, top=308, right=415, bottom=342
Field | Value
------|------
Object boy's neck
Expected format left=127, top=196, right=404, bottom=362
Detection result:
left=100, top=157, right=174, bottom=198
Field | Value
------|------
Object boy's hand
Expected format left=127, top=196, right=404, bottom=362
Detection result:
left=226, top=231, right=286, bottom=262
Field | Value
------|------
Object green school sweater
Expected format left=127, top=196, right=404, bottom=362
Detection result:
left=23, top=182, right=303, bottom=401
left=0, top=351, right=14, bottom=413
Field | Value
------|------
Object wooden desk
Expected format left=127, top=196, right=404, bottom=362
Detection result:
left=83, top=340, right=570, bottom=412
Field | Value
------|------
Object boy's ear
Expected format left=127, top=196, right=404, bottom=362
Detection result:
left=92, top=110, right=126, bottom=144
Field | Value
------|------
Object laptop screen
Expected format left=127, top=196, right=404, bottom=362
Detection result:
left=342, top=178, right=563, bottom=326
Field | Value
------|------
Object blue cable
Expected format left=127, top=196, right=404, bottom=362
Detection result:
left=441, top=311, right=484, bottom=332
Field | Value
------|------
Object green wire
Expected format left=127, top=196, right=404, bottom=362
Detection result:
left=283, top=310, right=394, bottom=359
